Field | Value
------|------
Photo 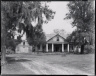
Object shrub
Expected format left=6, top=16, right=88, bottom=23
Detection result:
left=6, top=48, right=15, bottom=54
left=84, top=45, right=95, bottom=54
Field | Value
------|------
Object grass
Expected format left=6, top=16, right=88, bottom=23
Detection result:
left=44, top=54, right=94, bottom=73
left=1, top=53, right=95, bottom=75
left=31, top=53, right=95, bottom=74
left=1, top=56, right=34, bottom=74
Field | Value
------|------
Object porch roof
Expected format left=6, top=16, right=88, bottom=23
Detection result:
left=47, top=41, right=68, bottom=44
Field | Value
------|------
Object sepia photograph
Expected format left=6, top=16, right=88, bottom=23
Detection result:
left=1, top=0, right=95, bottom=75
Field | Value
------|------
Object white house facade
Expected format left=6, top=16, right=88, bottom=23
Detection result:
left=15, top=40, right=32, bottom=53
left=15, top=34, right=70, bottom=53
left=45, top=34, right=69, bottom=52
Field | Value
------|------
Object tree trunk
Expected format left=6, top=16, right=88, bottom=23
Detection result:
left=1, top=46, right=6, bottom=65
left=1, top=10, right=7, bottom=65
left=81, top=44, right=84, bottom=54
left=35, top=45, right=37, bottom=52
left=1, top=27, right=6, bottom=65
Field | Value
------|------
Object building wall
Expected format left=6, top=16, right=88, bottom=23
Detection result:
left=15, top=41, right=32, bottom=53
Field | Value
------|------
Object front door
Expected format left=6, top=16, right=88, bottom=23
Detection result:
left=54, top=44, right=62, bottom=52
left=55, top=46, right=59, bottom=52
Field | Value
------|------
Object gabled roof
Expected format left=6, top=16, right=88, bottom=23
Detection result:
left=46, top=34, right=66, bottom=42
left=45, top=34, right=56, bottom=41
left=45, top=33, right=68, bottom=41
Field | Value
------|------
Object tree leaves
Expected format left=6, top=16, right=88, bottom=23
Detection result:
left=1, top=1, right=55, bottom=48
left=65, top=1, right=94, bottom=32
left=65, top=1, right=95, bottom=46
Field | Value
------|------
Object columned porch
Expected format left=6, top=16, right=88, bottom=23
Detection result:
left=46, top=43, right=69, bottom=52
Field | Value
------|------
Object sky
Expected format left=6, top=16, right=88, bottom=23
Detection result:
left=42, top=1, right=76, bottom=34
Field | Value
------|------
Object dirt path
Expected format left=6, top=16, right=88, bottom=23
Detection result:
left=21, top=59, right=91, bottom=75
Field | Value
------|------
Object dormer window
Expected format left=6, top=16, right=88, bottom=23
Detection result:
left=57, top=36, right=59, bottom=41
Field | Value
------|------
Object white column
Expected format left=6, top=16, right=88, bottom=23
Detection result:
left=67, top=44, right=69, bottom=52
left=62, top=43, right=64, bottom=52
left=52, top=43, right=54, bottom=52
left=46, top=44, right=48, bottom=52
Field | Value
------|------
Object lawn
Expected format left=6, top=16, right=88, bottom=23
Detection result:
left=1, top=53, right=95, bottom=75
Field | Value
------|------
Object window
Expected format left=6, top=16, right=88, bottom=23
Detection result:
left=57, top=36, right=59, bottom=41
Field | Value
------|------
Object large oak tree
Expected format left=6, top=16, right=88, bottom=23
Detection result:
left=65, top=0, right=95, bottom=54
left=1, top=1, right=55, bottom=64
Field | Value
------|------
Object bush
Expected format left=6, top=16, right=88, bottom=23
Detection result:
left=6, top=48, right=15, bottom=54
left=84, top=45, right=95, bottom=54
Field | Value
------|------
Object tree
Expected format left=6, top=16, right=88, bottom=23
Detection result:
left=1, top=10, right=6, bottom=64
left=66, top=30, right=77, bottom=43
left=27, top=27, right=46, bottom=46
left=65, top=0, right=95, bottom=54
left=22, top=2, right=55, bottom=51
left=1, top=1, right=55, bottom=64
left=66, top=30, right=83, bottom=45
left=65, top=0, right=95, bottom=32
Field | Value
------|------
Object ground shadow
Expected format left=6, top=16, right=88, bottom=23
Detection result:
left=6, top=57, right=31, bottom=64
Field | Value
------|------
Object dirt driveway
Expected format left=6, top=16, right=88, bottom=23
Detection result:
left=1, top=53, right=95, bottom=75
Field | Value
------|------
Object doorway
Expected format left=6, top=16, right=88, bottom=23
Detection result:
left=54, top=44, right=62, bottom=52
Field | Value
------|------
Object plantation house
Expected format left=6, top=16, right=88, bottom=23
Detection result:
left=15, top=33, right=70, bottom=53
